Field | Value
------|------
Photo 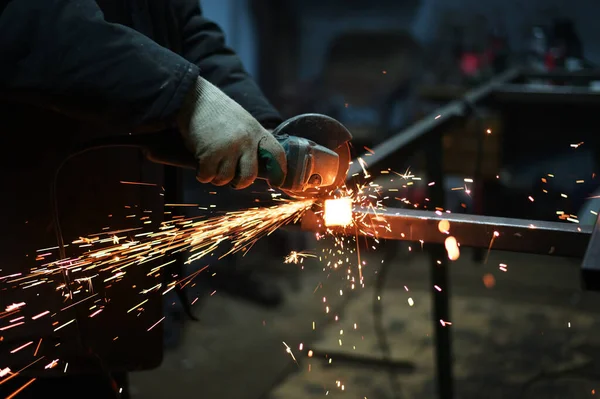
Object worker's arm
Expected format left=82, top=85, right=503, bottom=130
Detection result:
left=171, top=0, right=283, bottom=129
left=0, top=0, right=199, bottom=130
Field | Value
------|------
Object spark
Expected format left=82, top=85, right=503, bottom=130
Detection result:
left=4, top=143, right=582, bottom=395
left=283, top=341, right=298, bottom=365
left=2, top=200, right=314, bottom=329
left=5, top=303, right=25, bottom=313
left=357, top=158, right=371, bottom=178
left=33, top=339, right=42, bottom=357
left=147, top=317, right=165, bottom=332
left=484, top=231, right=500, bottom=264
left=393, top=167, right=414, bottom=179
left=483, top=274, right=496, bottom=288
left=284, top=251, right=316, bottom=264
left=5, top=378, right=36, bottom=399
left=127, top=299, right=148, bottom=314
left=119, top=181, right=157, bottom=187
left=0, top=322, right=24, bottom=331
left=53, top=319, right=75, bottom=332
left=438, top=220, right=450, bottom=234
left=44, top=359, right=58, bottom=370
left=10, top=342, right=33, bottom=354
left=31, top=311, right=49, bottom=320
left=444, top=236, right=460, bottom=261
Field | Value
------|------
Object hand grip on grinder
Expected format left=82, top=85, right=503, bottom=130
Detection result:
left=139, top=114, right=352, bottom=197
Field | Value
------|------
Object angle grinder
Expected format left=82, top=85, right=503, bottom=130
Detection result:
left=135, top=113, right=353, bottom=198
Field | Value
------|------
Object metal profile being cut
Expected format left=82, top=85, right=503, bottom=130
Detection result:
left=302, top=206, right=591, bottom=259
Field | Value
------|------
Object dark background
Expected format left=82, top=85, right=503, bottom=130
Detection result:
left=5, top=1, right=600, bottom=398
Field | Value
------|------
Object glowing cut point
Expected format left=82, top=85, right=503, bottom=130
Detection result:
left=323, top=198, right=353, bottom=227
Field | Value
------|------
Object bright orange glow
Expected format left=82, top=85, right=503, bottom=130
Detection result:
left=444, top=235, right=460, bottom=261
left=483, top=273, right=496, bottom=288
left=438, top=220, right=450, bottom=234
left=323, top=198, right=353, bottom=227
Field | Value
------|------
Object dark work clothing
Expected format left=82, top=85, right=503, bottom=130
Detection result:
left=0, top=0, right=282, bottom=130
left=0, top=1, right=281, bottom=397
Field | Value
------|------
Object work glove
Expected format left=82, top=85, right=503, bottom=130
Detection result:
left=176, top=77, right=286, bottom=189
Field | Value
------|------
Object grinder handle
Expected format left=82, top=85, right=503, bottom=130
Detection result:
left=140, top=130, right=285, bottom=187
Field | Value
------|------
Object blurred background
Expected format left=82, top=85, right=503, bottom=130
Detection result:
left=130, top=0, right=600, bottom=398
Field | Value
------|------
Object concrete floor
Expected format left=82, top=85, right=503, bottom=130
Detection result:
left=129, top=237, right=600, bottom=399
left=128, top=234, right=350, bottom=399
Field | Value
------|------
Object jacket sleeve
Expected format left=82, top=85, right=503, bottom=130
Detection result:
left=171, top=0, right=283, bottom=129
left=0, top=0, right=199, bottom=130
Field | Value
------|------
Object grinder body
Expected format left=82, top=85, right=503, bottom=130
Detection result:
left=140, top=114, right=352, bottom=197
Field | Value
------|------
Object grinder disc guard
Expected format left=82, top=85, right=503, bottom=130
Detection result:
left=272, top=114, right=352, bottom=198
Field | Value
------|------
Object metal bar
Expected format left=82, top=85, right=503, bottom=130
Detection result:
left=346, top=68, right=521, bottom=178
left=302, top=208, right=591, bottom=258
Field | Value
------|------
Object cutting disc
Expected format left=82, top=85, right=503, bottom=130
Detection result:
left=274, top=114, right=352, bottom=198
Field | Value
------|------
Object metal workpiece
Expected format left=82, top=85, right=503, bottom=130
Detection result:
left=302, top=208, right=591, bottom=258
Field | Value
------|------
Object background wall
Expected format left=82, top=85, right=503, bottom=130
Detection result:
left=200, top=0, right=600, bottom=84
left=199, top=0, right=259, bottom=78
left=287, top=0, right=600, bottom=80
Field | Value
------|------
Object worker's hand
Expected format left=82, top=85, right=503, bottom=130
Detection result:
left=176, top=77, right=286, bottom=189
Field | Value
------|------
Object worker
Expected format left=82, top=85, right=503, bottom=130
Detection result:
left=0, top=0, right=286, bottom=397
left=1, top=0, right=287, bottom=188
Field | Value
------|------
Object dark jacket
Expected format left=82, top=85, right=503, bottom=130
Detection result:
left=0, top=0, right=281, bottom=384
left=0, top=0, right=281, bottom=130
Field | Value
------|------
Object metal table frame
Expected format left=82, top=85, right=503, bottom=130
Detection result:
left=304, top=67, right=600, bottom=399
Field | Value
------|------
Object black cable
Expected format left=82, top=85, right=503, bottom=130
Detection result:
left=51, top=143, right=141, bottom=398
left=52, top=143, right=141, bottom=259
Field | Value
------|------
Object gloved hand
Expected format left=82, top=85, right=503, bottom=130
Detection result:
left=176, top=77, right=286, bottom=189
